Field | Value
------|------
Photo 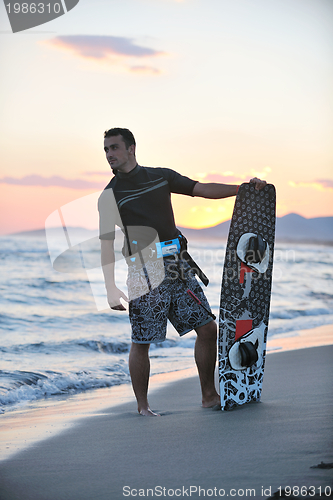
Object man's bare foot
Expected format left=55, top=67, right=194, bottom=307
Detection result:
left=202, top=395, right=221, bottom=408
left=138, top=407, right=161, bottom=417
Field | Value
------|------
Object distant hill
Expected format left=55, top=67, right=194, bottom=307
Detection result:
left=275, top=214, right=333, bottom=243
left=6, top=214, right=333, bottom=244
left=180, top=213, right=333, bottom=244
left=10, top=227, right=97, bottom=239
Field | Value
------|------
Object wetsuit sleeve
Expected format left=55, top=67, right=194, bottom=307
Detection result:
left=158, top=168, right=197, bottom=196
left=98, top=187, right=121, bottom=240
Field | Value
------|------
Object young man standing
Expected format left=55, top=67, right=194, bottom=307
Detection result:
left=99, top=128, right=266, bottom=416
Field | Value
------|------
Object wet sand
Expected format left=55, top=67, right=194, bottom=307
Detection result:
left=0, top=326, right=332, bottom=500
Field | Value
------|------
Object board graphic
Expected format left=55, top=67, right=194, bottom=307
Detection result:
left=218, top=182, right=276, bottom=410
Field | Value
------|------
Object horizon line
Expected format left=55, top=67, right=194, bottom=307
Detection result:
left=2, top=212, right=333, bottom=237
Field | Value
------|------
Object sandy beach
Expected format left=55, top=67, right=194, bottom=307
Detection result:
left=1, top=326, right=332, bottom=500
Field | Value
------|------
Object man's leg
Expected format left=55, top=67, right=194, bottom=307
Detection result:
left=195, top=321, right=220, bottom=408
left=128, top=342, right=160, bottom=416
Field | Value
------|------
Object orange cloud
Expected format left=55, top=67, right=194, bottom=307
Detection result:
left=48, top=35, right=165, bottom=59
left=83, top=171, right=110, bottom=177
left=196, top=171, right=245, bottom=184
left=0, top=175, right=106, bottom=190
left=289, top=179, right=333, bottom=191
left=196, top=167, right=272, bottom=185
left=130, top=65, right=162, bottom=75
left=45, top=35, right=166, bottom=75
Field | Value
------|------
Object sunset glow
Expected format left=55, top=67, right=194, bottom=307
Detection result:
left=0, top=0, right=332, bottom=234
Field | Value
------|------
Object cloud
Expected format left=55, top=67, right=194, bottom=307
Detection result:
left=130, top=65, right=162, bottom=75
left=48, top=35, right=165, bottom=60
left=250, top=167, right=272, bottom=179
left=196, top=171, right=246, bottom=184
left=196, top=167, right=272, bottom=185
left=316, top=179, right=333, bottom=190
left=83, top=171, right=110, bottom=177
left=46, top=35, right=166, bottom=75
left=289, top=179, right=333, bottom=191
left=0, top=175, right=107, bottom=190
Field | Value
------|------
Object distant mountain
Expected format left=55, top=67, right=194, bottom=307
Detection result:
left=7, top=214, right=333, bottom=244
left=10, top=227, right=97, bottom=239
left=275, top=214, right=333, bottom=243
left=180, top=214, right=333, bottom=244
left=179, top=221, right=230, bottom=240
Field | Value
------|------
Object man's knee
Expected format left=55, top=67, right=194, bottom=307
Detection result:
left=196, top=320, right=217, bottom=341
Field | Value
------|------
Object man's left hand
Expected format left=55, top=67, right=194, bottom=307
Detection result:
left=249, top=177, right=267, bottom=191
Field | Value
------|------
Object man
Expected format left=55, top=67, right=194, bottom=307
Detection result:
left=98, top=127, right=266, bottom=416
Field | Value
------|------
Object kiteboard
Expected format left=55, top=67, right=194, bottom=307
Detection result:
left=218, top=182, right=276, bottom=410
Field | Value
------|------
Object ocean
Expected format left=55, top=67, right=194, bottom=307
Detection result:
left=1, top=234, right=333, bottom=413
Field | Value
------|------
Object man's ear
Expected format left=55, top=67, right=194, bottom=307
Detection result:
left=128, top=144, right=135, bottom=156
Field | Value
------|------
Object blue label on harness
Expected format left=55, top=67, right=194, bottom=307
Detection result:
left=155, top=238, right=181, bottom=259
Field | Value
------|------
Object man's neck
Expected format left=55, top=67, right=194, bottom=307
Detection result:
left=119, top=158, right=137, bottom=174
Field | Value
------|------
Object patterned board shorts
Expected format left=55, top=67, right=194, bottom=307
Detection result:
left=127, top=258, right=214, bottom=344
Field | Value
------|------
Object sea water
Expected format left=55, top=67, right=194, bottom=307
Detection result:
left=1, top=235, right=333, bottom=412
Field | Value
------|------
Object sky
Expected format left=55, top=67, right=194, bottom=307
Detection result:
left=0, top=0, right=332, bottom=234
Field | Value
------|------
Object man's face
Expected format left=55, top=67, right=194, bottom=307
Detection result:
left=104, top=135, right=134, bottom=172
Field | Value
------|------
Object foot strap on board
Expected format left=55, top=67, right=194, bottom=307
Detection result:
left=239, top=341, right=259, bottom=367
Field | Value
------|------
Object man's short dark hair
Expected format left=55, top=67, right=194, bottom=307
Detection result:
left=104, top=128, right=136, bottom=149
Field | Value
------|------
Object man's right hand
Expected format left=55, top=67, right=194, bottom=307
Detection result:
left=107, top=286, right=129, bottom=311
